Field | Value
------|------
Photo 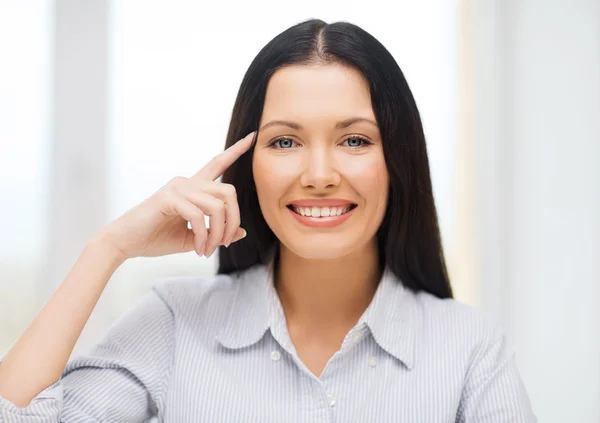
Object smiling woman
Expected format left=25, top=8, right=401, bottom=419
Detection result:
left=0, top=18, right=536, bottom=422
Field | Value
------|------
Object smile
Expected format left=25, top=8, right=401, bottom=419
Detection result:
left=286, top=204, right=358, bottom=228
left=287, top=204, right=357, bottom=217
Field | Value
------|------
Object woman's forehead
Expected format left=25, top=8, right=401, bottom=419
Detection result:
left=260, top=64, right=374, bottom=127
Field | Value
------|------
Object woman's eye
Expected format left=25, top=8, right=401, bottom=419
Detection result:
left=270, top=137, right=296, bottom=149
left=343, top=136, right=372, bottom=148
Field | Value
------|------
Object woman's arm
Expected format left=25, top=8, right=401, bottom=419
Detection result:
left=0, top=233, right=126, bottom=407
left=0, top=284, right=176, bottom=422
left=0, top=134, right=253, bottom=413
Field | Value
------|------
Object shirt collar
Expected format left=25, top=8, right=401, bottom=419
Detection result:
left=215, top=249, right=276, bottom=350
left=216, top=254, right=416, bottom=370
left=359, top=265, right=416, bottom=370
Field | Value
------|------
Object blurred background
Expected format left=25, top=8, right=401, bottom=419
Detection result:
left=0, top=0, right=598, bottom=421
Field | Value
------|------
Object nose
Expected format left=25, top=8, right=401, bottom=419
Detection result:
left=299, top=145, right=341, bottom=190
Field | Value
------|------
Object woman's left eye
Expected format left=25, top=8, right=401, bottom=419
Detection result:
left=342, top=136, right=372, bottom=148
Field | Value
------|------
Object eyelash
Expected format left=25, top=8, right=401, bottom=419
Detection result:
left=267, top=136, right=373, bottom=150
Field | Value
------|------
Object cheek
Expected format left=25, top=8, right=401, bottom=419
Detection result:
left=252, top=153, right=300, bottom=204
left=256, top=154, right=301, bottom=181
left=340, top=153, right=388, bottom=202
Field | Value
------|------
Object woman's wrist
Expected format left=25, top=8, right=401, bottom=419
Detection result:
left=88, top=229, right=128, bottom=270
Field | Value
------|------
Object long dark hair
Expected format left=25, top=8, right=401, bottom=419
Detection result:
left=216, top=18, right=453, bottom=299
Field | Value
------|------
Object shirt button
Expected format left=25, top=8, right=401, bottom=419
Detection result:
left=368, top=356, right=377, bottom=367
left=351, top=333, right=361, bottom=344
left=271, top=350, right=281, bottom=361
left=327, top=393, right=336, bottom=407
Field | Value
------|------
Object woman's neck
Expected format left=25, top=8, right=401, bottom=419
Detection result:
left=274, top=240, right=382, bottom=332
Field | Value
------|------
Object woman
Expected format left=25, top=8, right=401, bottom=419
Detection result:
left=0, top=19, right=536, bottom=422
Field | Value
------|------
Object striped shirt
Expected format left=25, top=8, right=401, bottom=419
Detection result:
left=0, top=259, right=536, bottom=422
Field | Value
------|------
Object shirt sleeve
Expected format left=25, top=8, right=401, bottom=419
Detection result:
left=456, top=320, right=537, bottom=423
left=0, top=285, right=175, bottom=422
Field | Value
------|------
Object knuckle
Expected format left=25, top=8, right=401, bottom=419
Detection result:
left=168, top=176, right=187, bottom=189
left=223, top=183, right=237, bottom=197
left=212, top=200, right=225, bottom=214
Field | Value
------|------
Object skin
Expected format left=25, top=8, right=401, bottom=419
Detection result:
left=253, top=63, right=390, bottom=376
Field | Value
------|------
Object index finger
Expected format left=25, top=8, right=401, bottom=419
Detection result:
left=194, top=131, right=256, bottom=181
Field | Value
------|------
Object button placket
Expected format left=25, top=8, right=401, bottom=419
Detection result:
left=327, top=392, right=336, bottom=407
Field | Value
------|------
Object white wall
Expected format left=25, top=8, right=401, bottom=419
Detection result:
left=470, top=1, right=600, bottom=421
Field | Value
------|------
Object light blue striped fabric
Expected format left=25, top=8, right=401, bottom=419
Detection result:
left=0, top=257, right=536, bottom=422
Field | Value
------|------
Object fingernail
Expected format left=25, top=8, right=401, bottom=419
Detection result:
left=241, top=229, right=247, bottom=238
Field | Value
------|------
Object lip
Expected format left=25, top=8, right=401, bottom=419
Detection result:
left=287, top=204, right=357, bottom=228
left=287, top=198, right=357, bottom=207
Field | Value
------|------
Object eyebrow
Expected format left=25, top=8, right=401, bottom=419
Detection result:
left=259, top=117, right=378, bottom=132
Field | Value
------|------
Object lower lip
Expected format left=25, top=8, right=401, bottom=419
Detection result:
left=287, top=206, right=357, bottom=228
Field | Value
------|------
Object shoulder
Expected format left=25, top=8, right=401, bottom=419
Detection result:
left=147, top=266, right=267, bottom=340
left=410, top=293, right=534, bottom=420
left=409, top=290, right=507, bottom=359
left=150, top=270, right=240, bottom=322
left=152, top=272, right=235, bottom=307
left=416, top=291, right=502, bottom=335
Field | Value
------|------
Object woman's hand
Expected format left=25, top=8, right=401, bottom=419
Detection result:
left=98, top=131, right=255, bottom=260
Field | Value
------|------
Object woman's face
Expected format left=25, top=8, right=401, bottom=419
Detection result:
left=253, top=63, right=389, bottom=260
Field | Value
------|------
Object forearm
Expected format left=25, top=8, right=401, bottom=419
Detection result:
left=0, top=233, right=126, bottom=407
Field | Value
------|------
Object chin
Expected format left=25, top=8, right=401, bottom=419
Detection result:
left=281, top=239, right=356, bottom=261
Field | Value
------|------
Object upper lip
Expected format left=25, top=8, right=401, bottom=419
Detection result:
left=287, top=199, right=357, bottom=207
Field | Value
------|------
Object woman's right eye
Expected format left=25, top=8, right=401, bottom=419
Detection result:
left=269, top=137, right=297, bottom=149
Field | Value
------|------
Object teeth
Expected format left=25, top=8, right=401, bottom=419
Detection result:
left=291, top=205, right=353, bottom=217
